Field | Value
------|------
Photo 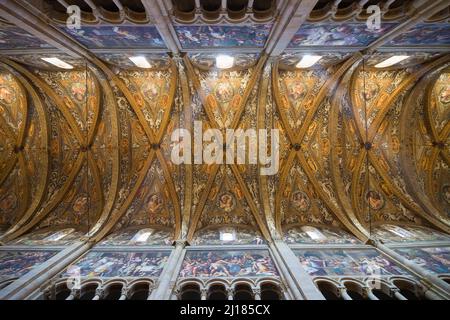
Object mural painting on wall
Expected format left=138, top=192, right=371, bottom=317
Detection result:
left=284, top=226, right=360, bottom=244
left=63, top=251, right=170, bottom=278
left=288, top=23, right=396, bottom=47
left=373, top=225, right=450, bottom=243
left=0, top=26, right=53, bottom=49
left=0, top=251, right=57, bottom=280
left=180, top=251, right=278, bottom=277
left=191, top=227, right=265, bottom=245
left=294, top=249, right=409, bottom=277
left=62, top=26, right=166, bottom=48
left=395, top=247, right=450, bottom=274
left=99, top=228, right=173, bottom=246
left=9, top=228, right=85, bottom=246
left=174, top=25, right=273, bottom=48
left=388, top=24, right=450, bottom=46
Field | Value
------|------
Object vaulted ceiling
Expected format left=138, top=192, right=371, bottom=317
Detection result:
left=0, top=0, right=449, bottom=244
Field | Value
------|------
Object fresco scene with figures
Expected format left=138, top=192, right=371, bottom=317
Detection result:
left=62, top=251, right=170, bottom=278
left=0, top=0, right=449, bottom=303
left=294, top=249, right=409, bottom=277
left=180, top=251, right=278, bottom=277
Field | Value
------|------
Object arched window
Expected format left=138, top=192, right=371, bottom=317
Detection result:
left=260, top=283, right=282, bottom=300
left=128, top=283, right=150, bottom=300
left=343, top=282, right=366, bottom=300
left=79, top=284, right=98, bottom=300
left=233, top=284, right=254, bottom=300
left=208, top=284, right=228, bottom=300
left=372, top=289, right=394, bottom=300
left=316, top=281, right=340, bottom=300
left=103, top=284, right=123, bottom=300
left=392, top=279, right=423, bottom=300
left=180, top=283, right=201, bottom=300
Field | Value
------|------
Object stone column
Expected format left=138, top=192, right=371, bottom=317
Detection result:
left=269, top=240, right=325, bottom=300
left=253, top=288, right=261, bottom=300
left=118, top=286, right=128, bottom=300
left=227, top=287, right=234, bottom=300
left=0, top=241, right=93, bottom=300
left=365, top=288, right=379, bottom=300
left=92, top=287, right=103, bottom=300
left=200, top=288, right=208, bottom=300
left=149, top=240, right=187, bottom=300
left=339, top=288, right=352, bottom=300
left=66, top=288, right=80, bottom=300
left=393, top=289, right=408, bottom=300
left=372, top=241, right=450, bottom=299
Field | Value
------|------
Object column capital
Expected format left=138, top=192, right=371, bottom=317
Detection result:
left=95, top=287, right=104, bottom=298
left=173, top=240, right=189, bottom=248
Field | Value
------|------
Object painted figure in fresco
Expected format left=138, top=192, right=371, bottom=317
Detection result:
left=214, top=81, right=234, bottom=103
left=141, top=82, right=160, bottom=104
left=442, top=185, right=450, bottom=205
left=218, top=193, right=235, bottom=213
left=362, top=82, right=379, bottom=101
left=0, top=85, right=15, bottom=104
left=180, top=251, right=277, bottom=278
left=291, top=191, right=310, bottom=212
left=0, top=251, right=56, bottom=279
left=70, top=82, right=86, bottom=102
left=65, top=252, right=168, bottom=278
left=365, top=190, right=384, bottom=211
left=439, top=86, right=450, bottom=105
left=147, top=193, right=163, bottom=214
left=0, top=193, right=17, bottom=214
left=72, top=195, right=88, bottom=215
left=287, top=81, right=307, bottom=102
left=112, top=27, right=139, bottom=41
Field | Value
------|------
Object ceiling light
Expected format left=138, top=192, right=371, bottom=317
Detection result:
left=41, top=57, right=73, bottom=69
left=216, top=54, right=234, bottom=69
left=129, top=56, right=152, bottom=69
left=220, top=232, right=235, bottom=242
left=296, top=55, right=322, bottom=69
left=375, top=55, right=409, bottom=68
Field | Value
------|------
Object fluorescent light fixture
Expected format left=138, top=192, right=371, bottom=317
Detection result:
left=41, top=57, right=73, bottom=69
left=296, top=55, right=322, bottom=69
left=216, top=54, right=234, bottom=69
left=131, top=229, right=153, bottom=243
left=375, top=55, right=409, bottom=68
left=129, top=56, right=152, bottom=69
left=220, top=232, right=235, bottom=242
left=301, top=226, right=327, bottom=240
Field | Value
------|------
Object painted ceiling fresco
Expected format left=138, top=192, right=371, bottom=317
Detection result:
left=98, top=228, right=173, bottom=246
left=0, top=25, right=53, bottom=50
left=8, top=228, right=85, bottom=246
left=61, top=25, right=166, bottom=49
left=387, top=24, right=450, bottom=46
left=0, top=54, right=449, bottom=247
left=0, top=1, right=449, bottom=292
left=174, top=25, right=273, bottom=48
left=372, top=225, right=450, bottom=243
left=284, top=226, right=360, bottom=245
left=288, top=23, right=397, bottom=47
